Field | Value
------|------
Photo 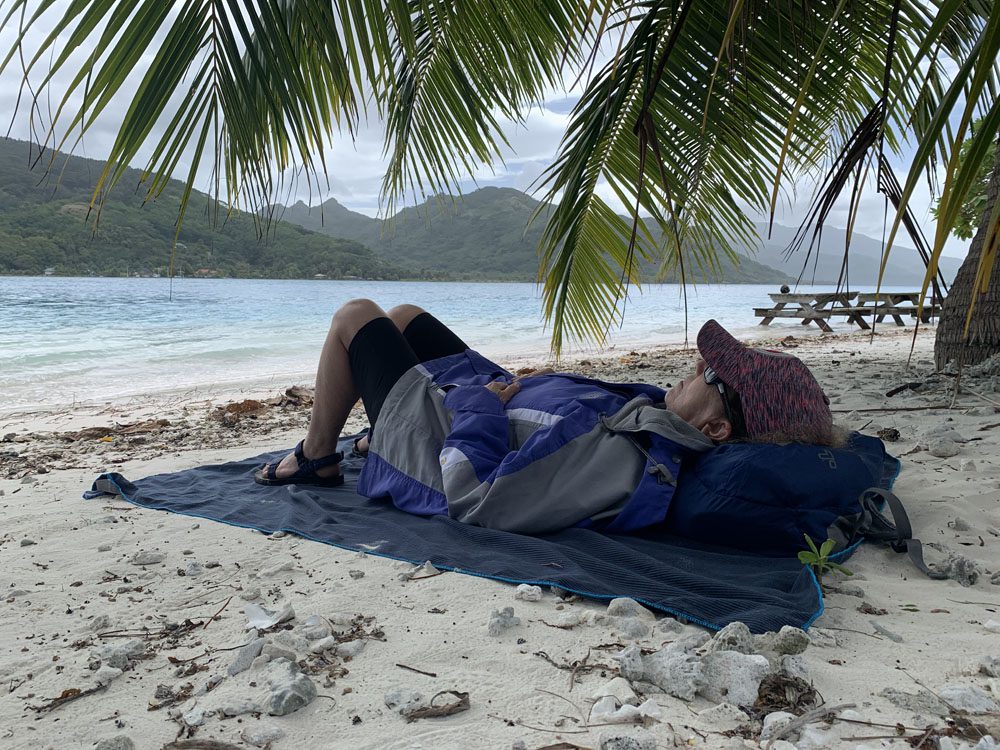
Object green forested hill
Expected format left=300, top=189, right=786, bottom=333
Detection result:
left=279, top=186, right=794, bottom=282
left=0, top=137, right=794, bottom=282
left=0, top=139, right=401, bottom=279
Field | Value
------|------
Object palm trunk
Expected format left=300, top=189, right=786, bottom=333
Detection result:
left=934, top=141, right=1000, bottom=369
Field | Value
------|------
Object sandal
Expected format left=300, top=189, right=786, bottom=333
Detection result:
left=351, top=433, right=370, bottom=459
left=254, top=440, right=345, bottom=487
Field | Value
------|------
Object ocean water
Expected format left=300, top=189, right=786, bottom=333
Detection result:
left=0, top=276, right=916, bottom=412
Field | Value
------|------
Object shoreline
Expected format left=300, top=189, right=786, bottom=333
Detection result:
left=5, top=324, right=1000, bottom=750
left=1, top=324, right=927, bottom=434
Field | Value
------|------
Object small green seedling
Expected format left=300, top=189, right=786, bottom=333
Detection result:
left=798, top=534, right=853, bottom=577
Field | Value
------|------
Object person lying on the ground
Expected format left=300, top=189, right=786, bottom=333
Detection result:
left=254, top=300, right=838, bottom=534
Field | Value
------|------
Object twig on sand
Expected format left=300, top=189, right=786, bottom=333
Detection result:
left=161, top=741, right=245, bottom=750
left=403, top=690, right=469, bottom=722
left=408, top=572, right=444, bottom=581
left=534, top=650, right=616, bottom=692
left=535, top=687, right=586, bottom=722
left=486, top=713, right=590, bottom=735
left=833, top=717, right=927, bottom=732
left=962, top=386, right=1000, bottom=409
left=818, top=626, right=884, bottom=640
left=396, top=663, right=437, bottom=678
left=948, top=364, right=966, bottom=409
left=28, top=684, right=109, bottom=714
left=202, top=596, right=232, bottom=630
left=766, top=704, right=855, bottom=749
left=831, top=405, right=952, bottom=413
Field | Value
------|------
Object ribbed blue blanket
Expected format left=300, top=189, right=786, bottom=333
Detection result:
left=86, top=437, right=824, bottom=634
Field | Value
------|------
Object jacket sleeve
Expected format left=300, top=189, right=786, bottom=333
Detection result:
left=440, top=385, right=511, bottom=471
left=440, top=388, right=644, bottom=534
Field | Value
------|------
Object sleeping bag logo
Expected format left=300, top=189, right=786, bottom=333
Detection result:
left=818, top=449, right=837, bottom=469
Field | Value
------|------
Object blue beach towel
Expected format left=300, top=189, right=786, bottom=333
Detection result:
left=85, top=434, right=895, bottom=633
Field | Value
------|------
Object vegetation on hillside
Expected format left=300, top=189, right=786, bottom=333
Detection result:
left=0, top=139, right=401, bottom=279
left=282, top=187, right=793, bottom=283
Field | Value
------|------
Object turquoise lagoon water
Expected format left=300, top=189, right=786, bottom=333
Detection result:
left=0, top=276, right=914, bottom=412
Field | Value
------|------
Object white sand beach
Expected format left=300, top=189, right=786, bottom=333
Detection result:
left=2, top=325, right=1000, bottom=750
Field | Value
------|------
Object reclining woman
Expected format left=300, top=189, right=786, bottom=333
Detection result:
left=255, top=300, right=837, bottom=535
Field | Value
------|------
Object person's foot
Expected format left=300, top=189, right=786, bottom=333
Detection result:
left=262, top=444, right=341, bottom=481
left=353, top=435, right=370, bottom=456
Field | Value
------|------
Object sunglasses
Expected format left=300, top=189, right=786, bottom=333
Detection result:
left=704, top=365, right=748, bottom=438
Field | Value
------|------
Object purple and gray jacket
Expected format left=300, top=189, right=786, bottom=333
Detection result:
left=357, top=349, right=714, bottom=534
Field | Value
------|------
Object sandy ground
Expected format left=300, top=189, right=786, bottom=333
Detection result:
left=2, top=325, right=1000, bottom=750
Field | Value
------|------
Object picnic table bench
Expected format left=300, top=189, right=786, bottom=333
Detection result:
left=755, top=291, right=940, bottom=331
left=852, top=292, right=936, bottom=325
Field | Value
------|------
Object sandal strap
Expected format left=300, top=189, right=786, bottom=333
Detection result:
left=292, top=440, right=343, bottom=477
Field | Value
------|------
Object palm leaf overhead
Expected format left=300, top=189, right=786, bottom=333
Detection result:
left=0, top=0, right=585, bottom=222
left=538, top=0, right=894, bottom=348
left=1, top=0, right=997, bottom=354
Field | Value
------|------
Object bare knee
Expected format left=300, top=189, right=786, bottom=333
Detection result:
left=332, top=299, right=385, bottom=341
left=386, top=304, right=426, bottom=332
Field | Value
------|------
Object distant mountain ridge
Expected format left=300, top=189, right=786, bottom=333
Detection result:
left=278, top=187, right=794, bottom=283
left=0, top=138, right=403, bottom=279
left=279, top=186, right=963, bottom=286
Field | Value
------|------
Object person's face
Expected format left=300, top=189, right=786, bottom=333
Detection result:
left=664, top=358, right=733, bottom=441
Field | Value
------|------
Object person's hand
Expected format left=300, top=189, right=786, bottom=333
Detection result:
left=513, top=367, right=554, bottom=381
left=484, top=379, right=521, bottom=405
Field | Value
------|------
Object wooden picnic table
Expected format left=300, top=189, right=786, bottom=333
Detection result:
left=754, top=292, right=861, bottom=332
left=755, top=290, right=941, bottom=331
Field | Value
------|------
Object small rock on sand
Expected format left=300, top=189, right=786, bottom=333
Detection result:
left=228, top=638, right=265, bottom=676
left=598, top=728, right=658, bottom=750
left=487, top=606, right=520, bottom=636
left=642, top=649, right=702, bottom=701
left=94, top=665, right=124, bottom=686
left=242, top=726, right=286, bottom=747
left=184, top=562, right=204, bottom=577
left=263, top=643, right=297, bottom=662
left=880, top=687, right=949, bottom=716
left=706, top=622, right=753, bottom=654
left=592, top=677, right=639, bottom=706
left=514, top=584, right=542, bottom=602
left=19, top=538, right=36, bottom=547
left=614, top=644, right=645, bottom=682
left=760, top=711, right=796, bottom=741
left=336, top=640, right=365, bottom=658
left=607, top=597, right=653, bottom=619
left=699, top=651, right=770, bottom=706
left=927, top=437, right=961, bottom=457
left=385, top=686, right=426, bottom=715
left=97, top=639, right=146, bottom=670
left=130, top=550, right=165, bottom=566
left=97, top=544, right=112, bottom=552
left=89, top=614, right=112, bottom=631
left=95, top=737, right=135, bottom=750
left=980, top=656, right=1000, bottom=677
left=929, top=548, right=981, bottom=586
left=258, top=658, right=317, bottom=716
left=938, top=684, right=999, bottom=713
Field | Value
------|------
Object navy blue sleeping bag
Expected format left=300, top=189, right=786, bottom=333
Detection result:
left=668, top=433, right=900, bottom=557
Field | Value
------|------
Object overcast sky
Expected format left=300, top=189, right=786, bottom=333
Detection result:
left=0, top=5, right=970, bottom=260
